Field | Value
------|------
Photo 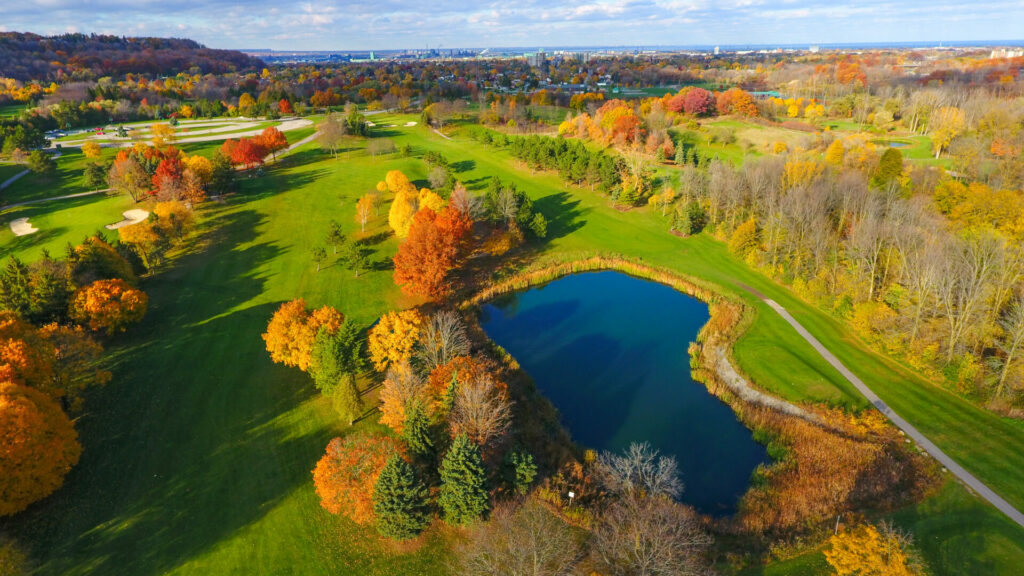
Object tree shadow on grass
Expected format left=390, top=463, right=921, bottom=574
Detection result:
left=0, top=188, right=341, bottom=575
left=450, top=159, right=475, bottom=173
left=532, top=190, right=586, bottom=242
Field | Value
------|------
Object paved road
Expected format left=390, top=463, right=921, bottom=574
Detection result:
left=737, top=283, right=1024, bottom=530
left=1, top=151, right=62, bottom=191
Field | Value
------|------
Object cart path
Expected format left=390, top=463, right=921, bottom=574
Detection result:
left=736, top=282, right=1024, bottom=529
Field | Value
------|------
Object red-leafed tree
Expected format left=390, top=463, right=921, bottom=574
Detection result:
left=683, top=88, right=717, bottom=117
left=152, top=156, right=184, bottom=195
left=220, top=138, right=267, bottom=169
left=256, top=126, right=288, bottom=160
left=278, top=99, right=294, bottom=115
left=393, top=206, right=473, bottom=300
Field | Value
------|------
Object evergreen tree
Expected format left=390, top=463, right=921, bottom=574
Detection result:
left=0, top=257, right=32, bottom=316
left=402, top=399, right=434, bottom=458
left=438, top=433, right=489, bottom=525
left=310, top=323, right=365, bottom=423
left=674, top=145, right=686, bottom=165
left=373, top=455, right=432, bottom=540
left=504, top=450, right=538, bottom=495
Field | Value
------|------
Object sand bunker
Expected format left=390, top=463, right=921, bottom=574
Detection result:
left=105, top=209, right=150, bottom=230
left=404, top=121, right=418, bottom=127
left=9, top=217, right=38, bottom=236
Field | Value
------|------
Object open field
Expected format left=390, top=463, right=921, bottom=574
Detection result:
left=1, top=113, right=1022, bottom=575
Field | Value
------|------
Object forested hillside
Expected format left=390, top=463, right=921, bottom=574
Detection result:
left=0, top=33, right=263, bottom=82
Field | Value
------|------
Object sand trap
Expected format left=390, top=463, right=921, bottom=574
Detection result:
left=105, top=209, right=150, bottom=230
left=9, top=217, right=38, bottom=236
left=365, top=121, right=376, bottom=127
left=404, top=121, right=418, bottom=127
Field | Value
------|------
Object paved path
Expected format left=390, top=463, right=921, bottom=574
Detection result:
left=1, top=151, right=62, bottom=191
left=3, top=189, right=110, bottom=210
left=737, top=283, right=1024, bottom=529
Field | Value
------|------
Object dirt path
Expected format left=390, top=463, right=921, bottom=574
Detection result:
left=736, top=282, right=1024, bottom=529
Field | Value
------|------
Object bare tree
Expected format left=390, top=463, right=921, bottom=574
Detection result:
left=367, top=138, right=396, bottom=158
left=937, top=233, right=1001, bottom=361
left=455, top=500, right=581, bottom=576
left=428, top=166, right=449, bottom=190
left=995, top=296, right=1024, bottom=398
left=496, top=188, right=520, bottom=227
left=415, top=310, right=471, bottom=371
left=450, top=373, right=512, bottom=448
left=592, top=495, right=712, bottom=576
left=598, top=442, right=682, bottom=499
left=450, top=182, right=484, bottom=220
left=316, top=113, right=346, bottom=158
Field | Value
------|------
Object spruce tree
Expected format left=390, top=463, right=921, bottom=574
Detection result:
left=438, top=433, right=490, bottom=525
left=674, top=144, right=686, bottom=165
left=373, top=455, right=431, bottom=540
left=402, top=400, right=434, bottom=458
left=310, top=322, right=365, bottom=424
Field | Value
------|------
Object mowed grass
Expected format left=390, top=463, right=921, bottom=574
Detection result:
left=2, top=114, right=1022, bottom=575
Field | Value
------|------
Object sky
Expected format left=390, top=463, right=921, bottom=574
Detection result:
left=1, top=0, right=1023, bottom=52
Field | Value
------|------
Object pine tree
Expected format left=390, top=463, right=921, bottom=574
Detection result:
left=505, top=450, right=538, bottom=495
left=310, top=323, right=365, bottom=424
left=438, top=433, right=489, bottom=524
left=373, top=455, right=432, bottom=540
left=674, top=144, right=686, bottom=165
left=402, top=400, right=434, bottom=458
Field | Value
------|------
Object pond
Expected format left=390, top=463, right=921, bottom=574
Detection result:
left=479, top=271, right=769, bottom=516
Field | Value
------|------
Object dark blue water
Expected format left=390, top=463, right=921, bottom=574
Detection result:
left=480, top=271, right=768, bottom=516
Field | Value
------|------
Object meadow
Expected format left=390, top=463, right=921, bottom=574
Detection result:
left=1, top=114, right=1022, bottom=575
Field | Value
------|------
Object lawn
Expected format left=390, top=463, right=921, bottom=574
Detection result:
left=2, top=114, right=1022, bottom=575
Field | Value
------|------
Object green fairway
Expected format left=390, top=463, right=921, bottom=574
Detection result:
left=2, top=113, right=1022, bottom=575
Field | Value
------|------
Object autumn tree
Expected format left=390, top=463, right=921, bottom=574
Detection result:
left=256, top=126, right=288, bottom=161
left=355, top=193, right=375, bottom=233
left=151, top=123, right=175, bottom=147
left=69, top=279, right=148, bottom=335
left=38, top=323, right=111, bottom=409
left=262, top=299, right=343, bottom=371
left=825, top=523, right=925, bottom=576
left=449, top=373, right=513, bottom=448
left=592, top=495, right=712, bottom=576
left=312, top=433, right=403, bottom=524
left=107, top=155, right=150, bottom=202
left=388, top=189, right=418, bottom=238
left=378, top=360, right=425, bottom=433
left=81, top=141, right=101, bottom=159
left=456, top=500, right=581, bottom=576
left=393, top=207, right=473, bottom=300
left=220, top=138, right=267, bottom=169
left=0, top=382, right=82, bottom=516
left=414, top=310, right=471, bottom=371
left=438, top=432, right=490, bottom=525
left=825, top=139, right=845, bottom=166
left=728, top=218, right=759, bottom=258
left=929, top=106, right=965, bottom=159
left=372, top=454, right=432, bottom=540
left=278, top=99, right=294, bottom=115
left=367, top=309, right=424, bottom=372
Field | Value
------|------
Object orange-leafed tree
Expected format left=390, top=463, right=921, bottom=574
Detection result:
left=278, top=99, right=294, bottom=115
left=312, top=433, right=404, bottom=524
left=262, top=299, right=343, bottom=372
left=256, top=126, right=288, bottom=161
left=220, top=138, right=267, bottom=169
left=716, top=88, right=759, bottom=117
left=0, top=312, right=54, bottom=388
left=38, top=323, right=110, bottom=409
left=0, top=381, right=82, bottom=516
left=69, top=279, right=148, bottom=335
left=378, top=360, right=425, bottom=433
left=392, top=207, right=473, bottom=300
left=367, top=309, right=424, bottom=372
left=427, top=355, right=500, bottom=412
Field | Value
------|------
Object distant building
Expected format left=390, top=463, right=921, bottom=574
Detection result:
left=525, top=50, right=547, bottom=68
left=809, top=45, right=820, bottom=53
left=991, top=48, right=1024, bottom=59
left=713, top=46, right=720, bottom=55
